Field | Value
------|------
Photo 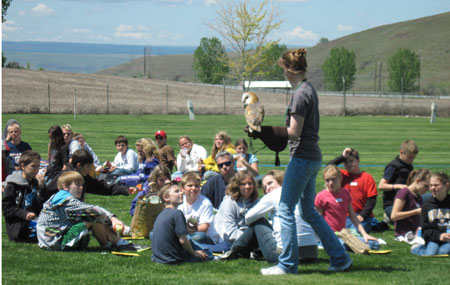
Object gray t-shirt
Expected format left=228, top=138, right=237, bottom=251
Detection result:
left=285, top=81, right=322, bottom=161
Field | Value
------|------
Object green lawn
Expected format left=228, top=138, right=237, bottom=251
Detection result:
left=2, top=114, right=450, bottom=284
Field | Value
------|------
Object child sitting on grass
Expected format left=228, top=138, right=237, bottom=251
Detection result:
left=3, top=150, right=46, bottom=242
left=315, top=165, right=379, bottom=250
left=152, top=183, right=213, bottom=264
left=178, top=172, right=214, bottom=244
left=37, top=171, right=137, bottom=251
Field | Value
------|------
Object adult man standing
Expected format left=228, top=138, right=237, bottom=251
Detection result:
left=201, top=151, right=236, bottom=209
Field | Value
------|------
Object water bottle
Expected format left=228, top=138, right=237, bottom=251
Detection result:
left=417, top=227, right=422, bottom=238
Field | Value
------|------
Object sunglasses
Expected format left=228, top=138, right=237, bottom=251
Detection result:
left=218, top=161, right=232, bottom=169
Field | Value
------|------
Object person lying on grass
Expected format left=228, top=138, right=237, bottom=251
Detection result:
left=315, top=165, right=379, bottom=250
left=37, top=171, right=137, bottom=252
left=152, top=183, right=213, bottom=264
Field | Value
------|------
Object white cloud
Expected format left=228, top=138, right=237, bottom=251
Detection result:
left=337, top=24, right=353, bottom=32
left=114, top=24, right=149, bottom=39
left=19, top=11, right=26, bottom=16
left=204, top=0, right=218, bottom=6
left=2, top=20, right=22, bottom=32
left=282, top=26, right=318, bottom=41
left=30, top=3, right=57, bottom=17
left=276, top=0, right=309, bottom=2
left=52, top=27, right=112, bottom=42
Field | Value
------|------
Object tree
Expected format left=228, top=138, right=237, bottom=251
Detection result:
left=257, top=43, right=287, bottom=81
left=205, top=0, right=282, bottom=90
left=387, top=48, right=420, bottom=93
left=319, top=37, right=329, bottom=44
left=322, top=47, right=356, bottom=91
left=193, top=37, right=229, bottom=84
left=2, top=0, right=12, bottom=23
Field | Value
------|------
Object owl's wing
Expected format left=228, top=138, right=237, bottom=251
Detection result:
left=245, top=102, right=265, bottom=132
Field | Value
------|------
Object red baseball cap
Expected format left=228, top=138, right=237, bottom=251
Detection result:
left=155, top=130, right=167, bottom=139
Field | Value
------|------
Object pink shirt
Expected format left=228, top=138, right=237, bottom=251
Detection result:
left=315, top=188, right=352, bottom=232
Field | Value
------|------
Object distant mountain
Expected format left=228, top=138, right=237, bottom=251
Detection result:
left=2, top=41, right=197, bottom=73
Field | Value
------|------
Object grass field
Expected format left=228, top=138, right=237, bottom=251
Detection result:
left=2, top=114, right=450, bottom=284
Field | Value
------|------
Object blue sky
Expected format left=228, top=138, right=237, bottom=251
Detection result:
left=2, top=0, right=449, bottom=47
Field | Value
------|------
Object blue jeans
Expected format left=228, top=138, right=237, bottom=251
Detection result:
left=189, top=232, right=214, bottom=244
left=411, top=241, right=450, bottom=256
left=184, top=237, right=214, bottom=262
left=346, top=216, right=373, bottom=233
left=232, top=218, right=279, bottom=263
left=277, top=157, right=349, bottom=273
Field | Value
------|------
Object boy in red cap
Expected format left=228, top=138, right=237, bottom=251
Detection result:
left=155, top=130, right=176, bottom=172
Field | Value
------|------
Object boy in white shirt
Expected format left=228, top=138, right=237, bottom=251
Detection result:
left=177, top=172, right=214, bottom=244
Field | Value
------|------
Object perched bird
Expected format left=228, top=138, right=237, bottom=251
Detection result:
left=242, top=91, right=264, bottom=133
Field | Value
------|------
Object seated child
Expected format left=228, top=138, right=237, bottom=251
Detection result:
left=210, top=171, right=258, bottom=246
left=119, top=138, right=160, bottom=187
left=233, top=138, right=260, bottom=180
left=105, top=135, right=138, bottom=177
left=3, top=150, right=45, bottom=242
left=379, top=140, right=419, bottom=223
left=37, top=171, right=137, bottom=251
left=152, top=183, right=213, bottom=264
left=411, top=172, right=450, bottom=256
left=391, top=169, right=431, bottom=239
left=72, top=133, right=101, bottom=168
left=315, top=165, right=379, bottom=250
left=177, top=172, right=214, bottom=244
left=5, top=121, right=32, bottom=169
left=328, top=147, right=378, bottom=233
left=129, top=165, right=171, bottom=216
left=154, top=130, right=176, bottom=172
left=172, top=135, right=208, bottom=180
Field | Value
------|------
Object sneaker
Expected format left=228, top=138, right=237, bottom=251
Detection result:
left=117, top=243, right=137, bottom=252
left=405, top=231, right=415, bottom=243
left=328, top=258, right=352, bottom=272
left=219, top=250, right=239, bottom=260
left=260, top=266, right=287, bottom=276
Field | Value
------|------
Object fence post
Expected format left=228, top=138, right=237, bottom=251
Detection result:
left=106, top=81, right=109, bottom=114
left=401, top=77, right=404, bottom=116
left=73, top=88, right=77, bottom=120
left=48, top=80, right=51, bottom=114
left=166, top=78, right=169, bottom=114
left=342, top=77, right=347, bottom=116
left=223, top=78, right=226, bottom=114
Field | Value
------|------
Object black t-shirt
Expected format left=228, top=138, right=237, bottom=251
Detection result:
left=152, top=208, right=188, bottom=264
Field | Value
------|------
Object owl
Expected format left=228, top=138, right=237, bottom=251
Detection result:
left=242, top=91, right=265, bottom=133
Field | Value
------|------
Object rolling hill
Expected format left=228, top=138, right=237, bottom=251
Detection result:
left=98, top=12, right=450, bottom=94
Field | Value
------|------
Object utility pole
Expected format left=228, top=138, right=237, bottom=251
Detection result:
left=144, top=47, right=146, bottom=77
left=378, top=62, right=382, bottom=93
left=373, top=59, right=378, bottom=92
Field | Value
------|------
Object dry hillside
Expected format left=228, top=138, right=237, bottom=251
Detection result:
left=3, top=68, right=449, bottom=117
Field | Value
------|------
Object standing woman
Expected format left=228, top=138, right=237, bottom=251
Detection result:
left=250, top=48, right=351, bottom=275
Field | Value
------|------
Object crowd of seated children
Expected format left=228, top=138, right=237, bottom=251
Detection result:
left=119, top=138, right=160, bottom=187
left=37, top=171, right=138, bottom=252
left=129, top=164, right=171, bottom=216
left=151, top=183, right=213, bottom=264
left=328, top=147, right=378, bottom=233
left=391, top=169, right=431, bottom=240
left=315, top=165, right=379, bottom=250
left=379, top=140, right=419, bottom=224
left=172, top=135, right=208, bottom=180
left=177, top=172, right=214, bottom=244
left=411, top=172, right=450, bottom=256
left=198, top=131, right=236, bottom=180
left=154, top=130, right=176, bottom=172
